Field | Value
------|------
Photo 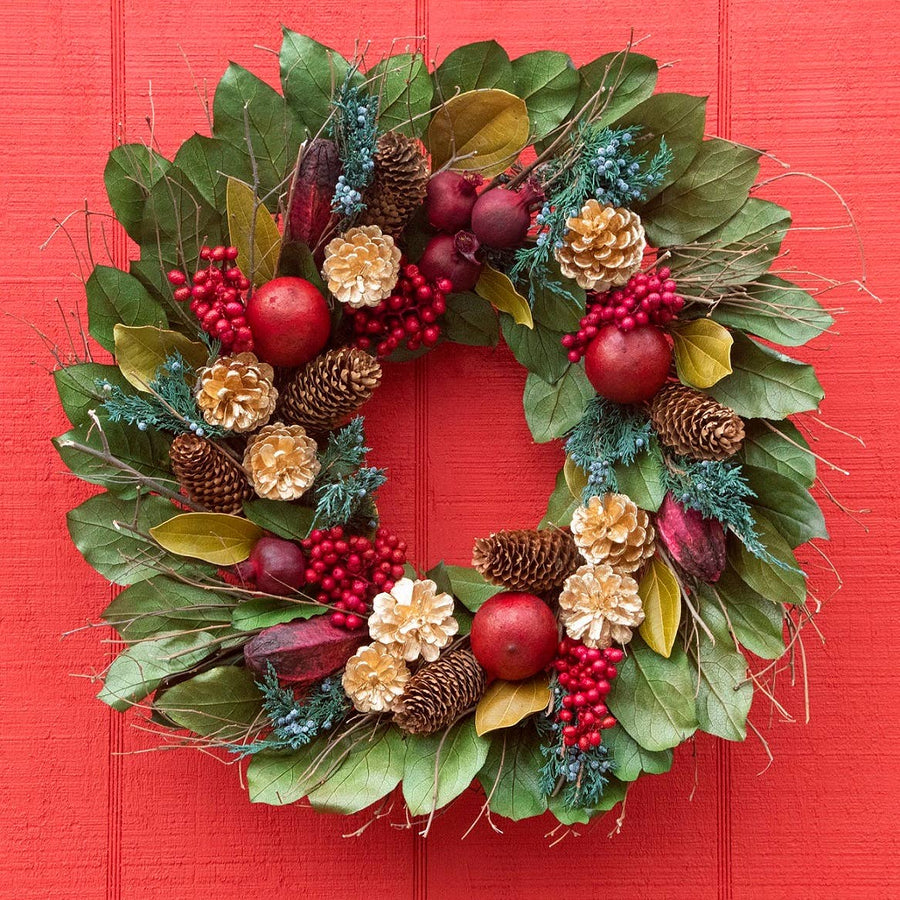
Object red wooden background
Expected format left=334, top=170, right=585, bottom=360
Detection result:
left=2, top=1, right=898, bottom=897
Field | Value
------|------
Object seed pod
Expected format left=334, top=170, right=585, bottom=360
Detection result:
left=286, top=138, right=341, bottom=253
left=654, top=493, right=726, bottom=583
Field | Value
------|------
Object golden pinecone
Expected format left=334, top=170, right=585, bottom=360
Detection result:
left=356, top=132, right=430, bottom=238
left=169, top=433, right=253, bottom=514
left=342, top=642, right=410, bottom=713
left=369, top=578, right=459, bottom=663
left=472, top=529, right=582, bottom=594
left=650, top=383, right=745, bottom=461
left=393, top=649, right=487, bottom=736
left=558, top=563, right=644, bottom=649
left=571, top=493, right=655, bottom=573
left=322, top=224, right=401, bottom=308
left=554, top=200, right=646, bottom=290
left=278, top=348, right=382, bottom=432
left=194, top=352, right=278, bottom=434
left=243, top=423, right=321, bottom=501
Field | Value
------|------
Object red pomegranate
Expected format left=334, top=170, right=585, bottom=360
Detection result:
left=583, top=324, right=672, bottom=404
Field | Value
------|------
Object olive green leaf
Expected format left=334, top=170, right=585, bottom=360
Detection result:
left=613, top=443, right=666, bottom=511
left=173, top=134, right=252, bottom=212
left=501, top=316, right=570, bottom=384
left=638, top=557, right=682, bottom=658
left=85, top=266, right=167, bottom=353
left=367, top=53, right=433, bottom=137
left=54, top=362, right=134, bottom=426
left=539, top=467, right=579, bottom=529
left=530, top=276, right=585, bottom=332
left=247, top=741, right=328, bottom=806
left=113, top=324, right=208, bottom=393
left=104, top=144, right=172, bottom=242
left=141, top=165, right=224, bottom=251
left=442, top=292, right=500, bottom=346
left=476, top=265, right=534, bottom=328
left=522, top=366, right=595, bottom=443
left=150, top=512, right=263, bottom=566
left=242, top=499, right=316, bottom=541
left=574, top=51, right=658, bottom=128
left=443, top=565, right=503, bottom=613
left=231, top=597, right=325, bottom=632
left=226, top=176, right=282, bottom=286
left=510, top=50, right=579, bottom=141
left=603, top=725, right=673, bottom=782
left=671, top=318, right=734, bottom=388
left=434, top=40, right=514, bottom=97
left=477, top=727, right=548, bottom=821
left=728, top=514, right=806, bottom=605
left=563, top=456, right=589, bottom=500
left=743, top=465, right=828, bottom=547
left=740, top=418, right=816, bottom=488
left=475, top=676, right=551, bottom=736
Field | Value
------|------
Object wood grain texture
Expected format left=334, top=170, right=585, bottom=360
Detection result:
left=1, top=0, right=898, bottom=897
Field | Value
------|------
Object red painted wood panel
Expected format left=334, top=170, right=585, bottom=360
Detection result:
left=2, top=1, right=898, bottom=898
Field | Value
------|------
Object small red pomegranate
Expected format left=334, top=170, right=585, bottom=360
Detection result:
left=245, top=276, right=331, bottom=367
left=470, top=592, right=559, bottom=681
left=425, top=171, right=481, bottom=232
left=583, top=324, right=672, bottom=404
left=470, top=183, right=542, bottom=249
left=237, top=535, right=306, bottom=596
left=418, top=231, right=483, bottom=292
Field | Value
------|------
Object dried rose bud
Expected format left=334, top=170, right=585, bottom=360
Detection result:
left=654, top=493, right=726, bottom=583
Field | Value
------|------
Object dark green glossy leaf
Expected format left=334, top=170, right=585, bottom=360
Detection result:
left=501, top=314, right=570, bottom=384
left=477, top=727, right=548, bottom=821
left=741, top=418, right=816, bottom=488
left=173, top=134, right=252, bottom=211
left=85, top=265, right=166, bottom=352
left=510, top=50, right=578, bottom=141
left=574, top=51, right=658, bottom=128
left=54, top=363, right=133, bottom=426
left=522, top=366, right=594, bottom=443
left=367, top=53, right=433, bottom=137
left=743, top=465, right=828, bottom=547
left=539, top=467, right=579, bottom=529
left=530, top=277, right=584, bottom=332
left=434, top=41, right=513, bottom=97
left=104, top=144, right=171, bottom=241
left=603, top=725, right=673, bottom=782
left=443, top=565, right=503, bottom=613
left=442, top=291, right=499, bottom=346
left=231, top=597, right=326, bottom=631
left=242, top=499, right=316, bottom=541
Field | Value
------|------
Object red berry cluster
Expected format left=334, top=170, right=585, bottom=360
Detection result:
left=553, top=638, right=624, bottom=750
left=561, top=266, right=684, bottom=363
left=347, top=261, right=452, bottom=358
left=167, top=246, right=254, bottom=352
left=300, top=525, right=408, bottom=630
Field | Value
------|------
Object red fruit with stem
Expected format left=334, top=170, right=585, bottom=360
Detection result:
left=238, top=535, right=306, bottom=595
left=470, top=183, right=542, bottom=249
left=583, top=323, right=672, bottom=404
left=245, top=277, right=331, bottom=367
left=425, top=171, right=482, bottom=232
left=469, top=592, right=559, bottom=681
left=418, top=231, right=483, bottom=292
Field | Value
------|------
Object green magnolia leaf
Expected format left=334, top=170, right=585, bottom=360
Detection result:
left=173, top=134, right=252, bottom=212
left=603, top=725, right=673, bottom=782
left=743, top=465, right=828, bottom=547
left=226, top=177, right=282, bottom=286
left=642, top=139, right=761, bottom=246
left=530, top=276, right=585, bottom=332
left=443, top=565, right=502, bottom=613
left=242, top=500, right=316, bottom=541
left=522, top=366, right=594, bottom=443
left=564, top=456, right=589, bottom=500
left=54, top=363, right=133, bottom=426
left=150, top=512, right=263, bottom=565
left=53, top=418, right=172, bottom=497
left=231, top=597, right=325, bottom=631
left=103, top=576, right=235, bottom=640
left=307, top=727, right=406, bottom=814
left=98, top=632, right=215, bottom=711
left=574, top=51, right=658, bottom=128
left=741, top=418, right=816, bottom=488
left=501, top=316, right=570, bottom=384
left=613, top=443, right=666, bottom=511
left=671, top=318, right=734, bottom=388
left=477, top=266, right=534, bottom=328
left=156, top=666, right=263, bottom=740
left=705, top=568, right=786, bottom=660
left=434, top=40, right=514, bottom=97
left=247, top=741, right=326, bottom=805
left=442, top=292, right=499, bottom=346
left=690, top=603, right=753, bottom=741
left=729, top=514, right=806, bottom=605
left=477, top=727, right=548, bottom=821
left=607, top=640, right=698, bottom=751
left=141, top=165, right=224, bottom=251
left=367, top=53, right=433, bottom=137
left=638, top=557, right=681, bottom=658
left=280, top=29, right=357, bottom=135
left=214, top=61, right=303, bottom=200
left=402, top=717, right=490, bottom=816
left=104, top=144, right=172, bottom=241
left=711, top=275, right=834, bottom=347
left=67, top=493, right=192, bottom=586
left=669, top=199, right=791, bottom=286
left=539, top=468, right=579, bottom=529
left=510, top=50, right=578, bottom=141
left=113, top=324, right=209, bottom=393
left=85, top=266, right=167, bottom=353
left=707, top=332, right=824, bottom=419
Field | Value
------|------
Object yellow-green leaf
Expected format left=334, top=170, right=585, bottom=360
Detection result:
left=563, top=456, right=588, bottom=501
left=427, top=89, right=530, bottom=177
left=475, top=675, right=551, bottom=736
left=113, top=324, right=208, bottom=392
left=638, top=557, right=682, bottom=658
left=150, top=513, right=263, bottom=565
left=226, top=177, right=282, bottom=286
left=475, top=265, right=533, bottom=329
left=671, top=318, right=734, bottom=388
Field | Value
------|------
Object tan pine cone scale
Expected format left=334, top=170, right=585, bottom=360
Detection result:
left=169, top=434, right=253, bottom=514
left=393, top=649, right=487, bottom=736
left=472, top=528, right=582, bottom=594
left=571, top=493, right=655, bottom=573
left=650, top=383, right=745, bottom=461
left=278, top=348, right=382, bottom=433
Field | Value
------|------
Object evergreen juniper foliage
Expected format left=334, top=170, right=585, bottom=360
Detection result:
left=99, top=351, right=226, bottom=439
left=329, top=71, right=379, bottom=218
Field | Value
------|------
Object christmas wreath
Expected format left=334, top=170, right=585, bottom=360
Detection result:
left=53, top=32, right=839, bottom=835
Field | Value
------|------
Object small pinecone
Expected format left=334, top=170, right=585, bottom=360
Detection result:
left=357, top=132, right=430, bottom=238
left=472, top=529, right=582, bottom=594
left=169, top=434, right=253, bottom=514
left=650, top=383, right=745, bottom=461
left=393, top=649, right=487, bottom=736
left=278, top=348, right=383, bottom=432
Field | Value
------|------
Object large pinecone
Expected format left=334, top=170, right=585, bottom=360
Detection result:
left=472, top=529, right=582, bottom=594
left=357, top=132, right=430, bottom=238
left=278, top=348, right=382, bottom=432
left=169, top=434, right=253, bottom=514
left=650, top=383, right=745, bottom=461
left=393, top=649, right=487, bottom=736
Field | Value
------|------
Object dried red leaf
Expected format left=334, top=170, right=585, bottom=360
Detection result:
left=655, top=493, right=726, bottom=583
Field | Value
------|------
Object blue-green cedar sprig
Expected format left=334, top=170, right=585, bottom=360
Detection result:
left=98, top=351, right=227, bottom=439
left=329, top=71, right=379, bottom=218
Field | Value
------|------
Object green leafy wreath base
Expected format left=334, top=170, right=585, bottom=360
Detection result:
left=53, top=31, right=837, bottom=834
